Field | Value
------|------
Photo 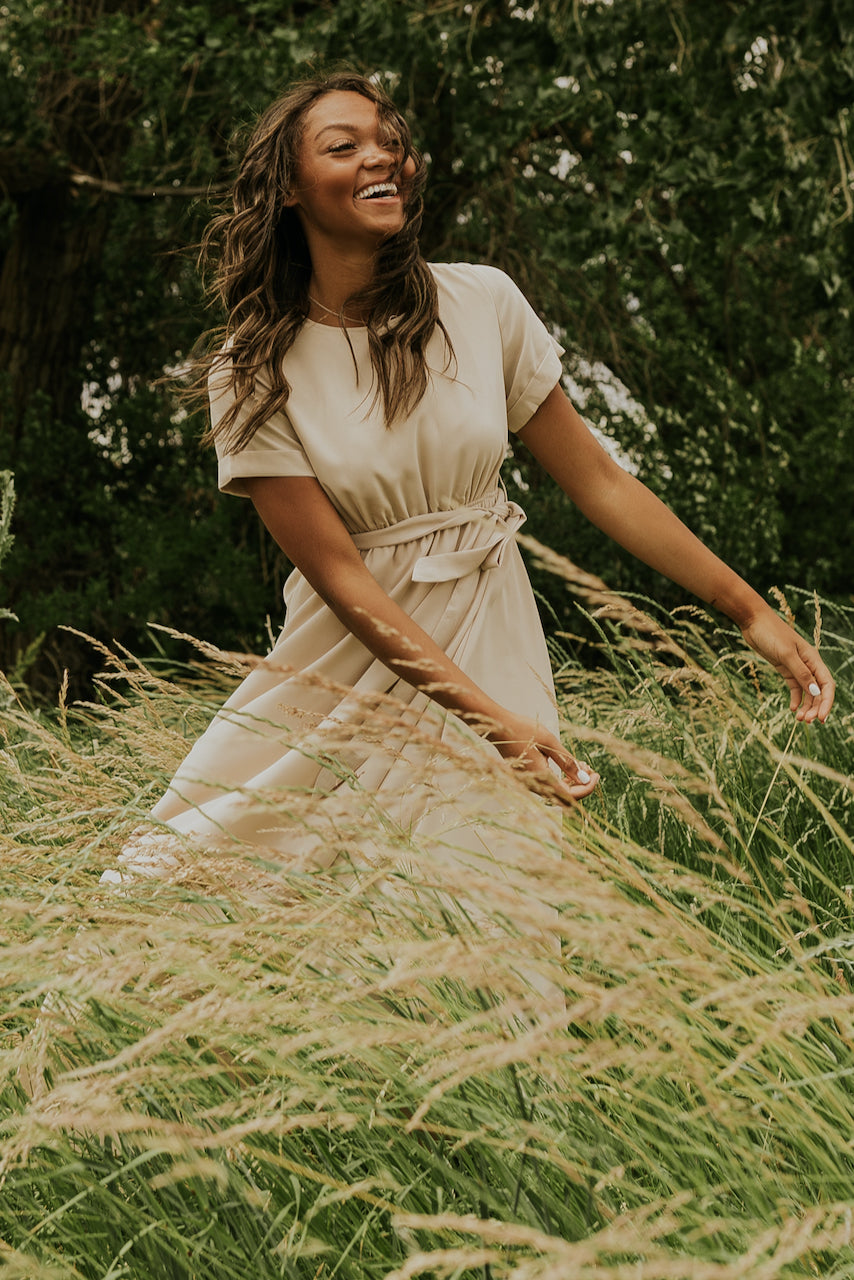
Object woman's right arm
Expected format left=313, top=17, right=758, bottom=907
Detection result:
left=241, top=473, right=598, bottom=803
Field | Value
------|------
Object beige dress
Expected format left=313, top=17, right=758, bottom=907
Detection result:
left=115, top=264, right=566, bottom=925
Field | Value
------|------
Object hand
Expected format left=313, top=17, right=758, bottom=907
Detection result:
left=740, top=607, right=835, bottom=723
left=485, top=711, right=599, bottom=805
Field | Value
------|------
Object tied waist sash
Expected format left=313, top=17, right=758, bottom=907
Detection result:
left=351, top=490, right=526, bottom=584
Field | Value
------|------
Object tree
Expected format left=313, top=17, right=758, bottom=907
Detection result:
left=1, top=0, right=851, bottom=694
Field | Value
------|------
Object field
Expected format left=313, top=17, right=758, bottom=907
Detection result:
left=1, top=541, right=852, bottom=1279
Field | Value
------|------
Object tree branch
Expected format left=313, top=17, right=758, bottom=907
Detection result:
left=70, top=169, right=230, bottom=200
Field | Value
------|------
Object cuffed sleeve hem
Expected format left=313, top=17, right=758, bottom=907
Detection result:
left=507, top=340, right=564, bottom=434
left=218, top=449, right=316, bottom=497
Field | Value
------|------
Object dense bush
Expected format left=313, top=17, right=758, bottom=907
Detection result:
left=1, top=0, right=851, bottom=694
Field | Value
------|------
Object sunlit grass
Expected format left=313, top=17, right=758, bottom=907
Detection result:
left=1, top=549, right=852, bottom=1278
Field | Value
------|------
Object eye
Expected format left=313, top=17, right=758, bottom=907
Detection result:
left=328, top=140, right=356, bottom=153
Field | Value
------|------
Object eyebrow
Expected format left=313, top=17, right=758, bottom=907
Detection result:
left=313, top=122, right=401, bottom=141
left=314, top=123, right=360, bottom=140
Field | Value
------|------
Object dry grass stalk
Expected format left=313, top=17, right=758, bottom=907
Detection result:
left=0, top=591, right=851, bottom=1276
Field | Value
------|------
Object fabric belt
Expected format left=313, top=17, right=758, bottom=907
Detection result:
left=351, top=490, right=527, bottom=583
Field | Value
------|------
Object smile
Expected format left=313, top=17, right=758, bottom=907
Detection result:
left=355, top=182, right=399, bottom=200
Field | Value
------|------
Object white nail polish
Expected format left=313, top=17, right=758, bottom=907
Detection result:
left=577, top=769, right=591, bottom=784
left=808, top=682, right=821, bottom=697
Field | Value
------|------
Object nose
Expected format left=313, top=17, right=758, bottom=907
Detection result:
left=364, top=140, right=398, bottom=168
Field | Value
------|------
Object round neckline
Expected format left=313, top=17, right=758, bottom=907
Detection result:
left=303, top=316, right=368, bottom=332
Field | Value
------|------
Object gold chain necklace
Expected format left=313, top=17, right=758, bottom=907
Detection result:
left=308, top=294, right=358, bottom=323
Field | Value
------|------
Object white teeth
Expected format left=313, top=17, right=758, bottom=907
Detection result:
left=355, top=182, right=398, bottom=200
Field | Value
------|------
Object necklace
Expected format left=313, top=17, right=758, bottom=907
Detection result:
left=308, top=294, right=358, bottom=323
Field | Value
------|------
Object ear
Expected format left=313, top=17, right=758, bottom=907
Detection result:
left=283, top=188, right=300, bottom=208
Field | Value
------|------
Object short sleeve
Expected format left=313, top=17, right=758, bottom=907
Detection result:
left=469, top=264, right=564, bottom=433
left=209, top=357, right=315, bottom=497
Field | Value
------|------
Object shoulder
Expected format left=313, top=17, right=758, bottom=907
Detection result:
left=428, top=263, right=538, bottom=345
left=429, top=261, right=536, bottom=324
left=207, top=340, right=276, bottom=406
left=428, top=260, right=516, bottom=301
left=206, top=347, right=244, bottom=421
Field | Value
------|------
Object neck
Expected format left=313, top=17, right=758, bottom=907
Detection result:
left=307, top=244, right=378, bottom=326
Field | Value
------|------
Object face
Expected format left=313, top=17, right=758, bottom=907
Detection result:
left=285, top=90, right=417, bottom=251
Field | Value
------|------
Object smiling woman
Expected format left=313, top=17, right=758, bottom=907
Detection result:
left=285, top=92, right=417, bottom=257
left=104, top=70, right=834, bottom=917
left=197, top=74, right=447, bottom=453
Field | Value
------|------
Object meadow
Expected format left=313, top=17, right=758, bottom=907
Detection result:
left=1, top=536, right=852, bottom=1279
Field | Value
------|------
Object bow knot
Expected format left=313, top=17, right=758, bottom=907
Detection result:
left=352, top=492, right=526, bottom=583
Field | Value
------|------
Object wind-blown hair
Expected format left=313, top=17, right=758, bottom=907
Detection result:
left=197, top=71, right=448, bottom=453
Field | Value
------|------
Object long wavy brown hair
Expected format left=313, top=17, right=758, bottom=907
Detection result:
left=196, top=71, right=449, bottom=453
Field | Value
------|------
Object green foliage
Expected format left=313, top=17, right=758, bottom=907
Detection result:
left=0, top=0, right=851, bottom=691
left=1, top=587, right=852, bottom=1276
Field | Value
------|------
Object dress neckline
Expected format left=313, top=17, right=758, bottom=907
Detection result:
left=303, top=317, right=368, bottom=333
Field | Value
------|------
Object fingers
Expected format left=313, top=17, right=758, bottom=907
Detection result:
left=534, top=737, right=600, bottom=805
left=521, top=761, right=598, bottom=807
left=490, top=717, right=600, bottom=807
left=789, top=645, right=835, bottom=725
left=742, top=611, right=836, bottom=726
left=566, top=763, right=600, bottom=801
left=806, top=654, right=835, bottom=724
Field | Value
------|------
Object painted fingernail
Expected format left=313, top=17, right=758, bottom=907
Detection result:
left=577, top=769, right=591, bottom=784
left=808, top=682, right=821, bottom=697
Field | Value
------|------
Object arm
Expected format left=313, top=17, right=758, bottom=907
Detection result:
left=517, top=384, right=835, bottom=723
left=242, top=474, right=599, bottom=802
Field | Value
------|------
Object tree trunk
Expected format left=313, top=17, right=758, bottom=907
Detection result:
left=0, top=0, right=141, bottom=449
left=0, top=182, right=112, bottom=449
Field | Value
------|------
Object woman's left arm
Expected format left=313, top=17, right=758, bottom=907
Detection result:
left=518, top=384, right=835, bottom=723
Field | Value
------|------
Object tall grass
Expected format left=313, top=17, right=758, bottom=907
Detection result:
left=1, top=545, right=852, bottom=1279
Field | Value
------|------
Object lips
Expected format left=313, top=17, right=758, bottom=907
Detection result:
left=355, top=181, right=399, bottom=200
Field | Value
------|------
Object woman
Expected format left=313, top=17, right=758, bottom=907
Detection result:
left=110, top=71, right=833, bottom=885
